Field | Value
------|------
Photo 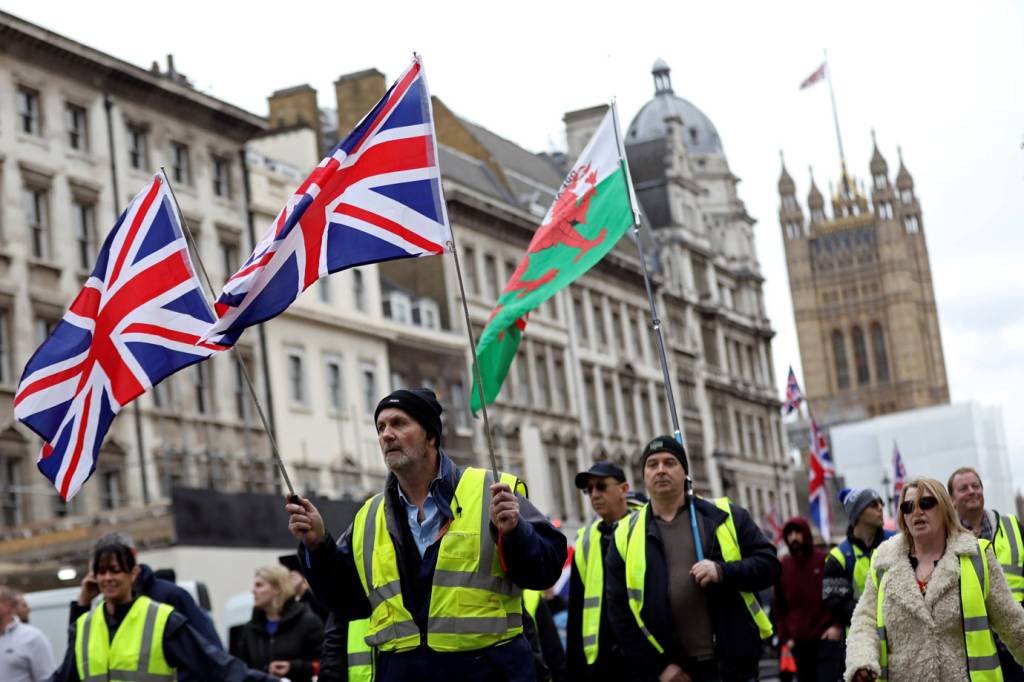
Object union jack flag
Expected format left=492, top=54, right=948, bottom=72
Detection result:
left=202, top=56, right=451, bottom=342
left=800, top=62, right=827, bottom=90
left=14, top=174, right=226, bottom=500
left=783, top=366, right=804, bottom=415
left=892, top=442, right=907, bottom=513
left=808, top=416, right=834, bottom=542
left=764, top=506, right=784, bottom=548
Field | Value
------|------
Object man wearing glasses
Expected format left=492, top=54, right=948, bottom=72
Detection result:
left=566, top=462, right=634, bottom=681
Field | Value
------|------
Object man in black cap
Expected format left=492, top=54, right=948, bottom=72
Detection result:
left=566, top=462, right=633, bottom=681
left=605, top=436, right=780, bottom=681
left=285, top=388, right=566, bottom=682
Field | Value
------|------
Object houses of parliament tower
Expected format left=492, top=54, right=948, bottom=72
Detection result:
left=778, top=136, right=949, bottom=424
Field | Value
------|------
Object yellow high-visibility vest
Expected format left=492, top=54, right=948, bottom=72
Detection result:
left=74, top=595, right=175, bottom=682
left=993, top=514, right=1024, bottom=603
left=347, top=618, right=373, bottom=682
left=574, top=519, right=605, bottom=664
left=352, top=467, right=525, bottom=653
left=873, top=539, right=1001, bottom=682
left=613, top=497, right=773, bottom=654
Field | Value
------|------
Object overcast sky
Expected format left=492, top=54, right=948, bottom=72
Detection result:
left=6, top=1, right=1023, bottom=493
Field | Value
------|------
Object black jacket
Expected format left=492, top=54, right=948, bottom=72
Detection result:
left=51, top=598, right=278, bottom=682
left=315, top=612, right=348, bottom=682
left=300, top=451, right=568, bottom=682
left=822, top=525, right=892, bottom=627
left=235, top=599, right=324, bottom=682
left=604, top=497, right=780, bottom=681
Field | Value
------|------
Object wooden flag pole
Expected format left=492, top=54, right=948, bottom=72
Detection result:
left=159, top=167, right=297, bottom=498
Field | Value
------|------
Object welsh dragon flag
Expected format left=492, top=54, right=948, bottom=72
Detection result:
left=471, top=107, right=634, bottom=412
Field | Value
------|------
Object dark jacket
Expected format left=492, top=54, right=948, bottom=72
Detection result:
left=300, top=450, right=568, bottom=682
left=236, top=599, right=324, bottom=682
left=314, top=612, right=347, bottom=682
left=604, top=497, right=780, bottom=681
left=136, top=564, right=222, bottom=648
left=52, top=598, right=278, bottom=682
left=822, top=525, right=892, bottom=627
left=774, top=516, right=835, bottom=644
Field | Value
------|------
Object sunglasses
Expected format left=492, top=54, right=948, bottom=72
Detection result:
left=585, top=482, right=612, bottom=495
left=899, top=496, right=938, bottom=515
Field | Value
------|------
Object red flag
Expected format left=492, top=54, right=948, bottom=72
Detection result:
left=800, top=62, right=827, bottom=90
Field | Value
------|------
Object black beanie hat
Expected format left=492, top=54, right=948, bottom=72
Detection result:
left=640, top=435, right=689, bottom=473
left=374, top=388, right=444, bottom=446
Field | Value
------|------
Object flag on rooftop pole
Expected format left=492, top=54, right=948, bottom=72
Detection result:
left=808, top=416, right=834, bottom=542
left=800, top=62, right=826, bottom=90
left=202, top=55, right=450, bottom=343
left=892, top=442, right=907, bottom=514
left=783, top=366, right=805, bottom=415
left=14, top=174, right=227, bottom=500
left=470, top=107, right=633, bottom=413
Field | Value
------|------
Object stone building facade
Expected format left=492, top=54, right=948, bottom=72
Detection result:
left=778, top=135, right=949, bottom=426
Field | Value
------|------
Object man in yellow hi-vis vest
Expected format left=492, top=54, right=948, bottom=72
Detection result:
left=286, top=388, right=567, bottom=682
left=950, top=466, right=1024, bottom=682
left=604, top=436, right=780, bottom=682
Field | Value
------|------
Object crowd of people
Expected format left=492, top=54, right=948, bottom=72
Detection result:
left=2, top=387, right=1023, bottom=681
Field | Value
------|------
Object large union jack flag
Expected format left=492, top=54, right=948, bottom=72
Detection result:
left=808, top=416, right=834, bottom=542
left=14, top=174, right=226, bottom=500
left=202, top=56, right=451, bottom=342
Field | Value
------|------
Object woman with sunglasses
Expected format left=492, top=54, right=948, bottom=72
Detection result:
left=845, top=477, right=1024, bottom=681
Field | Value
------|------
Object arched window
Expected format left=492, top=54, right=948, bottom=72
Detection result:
left=852, top=326, right=870, bottom=385
left=872, top=323, right=890, bottom=383
left=832, top=330, right=850, bottom=389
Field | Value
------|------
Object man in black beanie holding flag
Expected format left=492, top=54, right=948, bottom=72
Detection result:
left=285, top=388, right=566, bottom=682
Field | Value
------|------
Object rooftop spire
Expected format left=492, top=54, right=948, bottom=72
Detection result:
left=652, top=58, right=673, bottom=95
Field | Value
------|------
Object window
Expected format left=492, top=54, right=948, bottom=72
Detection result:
left=0, top=309, right=11, bottom=384
left=127, top=125, right=149, bottom=170
left=1, top=453, right=23, bottom=526
left=552, top=353, right=568, bottom=406
left=592, top=300, right=607, bottom=349
left=62, top=104, right=88, bottom=151
left=34, top=316, right=57, bottom=346
left=171, top=141, right=192, bottom=184
left=325, top=357, right=343, bottom=412
left=390, top=371, right=406, bottom=391
left=361, top=364, right=377, bottom=414
left=383, top=291, right=411, bottom=323
left=287, top=352, right=306, bottom=405
left=603, top=379, right=618, bottom=433
left=72, top=199, right=96, bottom=270
left=462, top=246, right=478, bottom=295
left=582, top=367, right=599, bottom=430
left=212, top=155, right=232, bottom=198
left=904, top=215, right=919, bottom=234
left=483, top=254, right=498, bottom=300
left=878, top=202, right=893, bottom=220
left=621, top=384, right=636, bottom=434
left=515, top=352, right=531, bottom=405
left=233, top=359, right=249, bottom=421
left=874, top=174, right=887, bottom=190
left=572, top=295, right=587, bottom=343
left=450, top=382, right=470, bottom=430
left=100, top=468, right=123, bottom=510
left=832, top=330, right=850, bottom=389
left=220, top=239, right=239, bottom=284
left=194, top=362, right=212, bottom=414
left=611, top=309, right=622, bottom=348
left=852, top=326, right=870, bottom=385
left=702, top=325, right=719, bottom=369
left=17, top=87, right=41, bottom=136
left=23, top=187, right=50, bottom=259
left=900, top=189, right=913, bottom=204
left=534, top=350, right=549, bottom=409
left=352, top=269, right=366, bottom=311
left=872, top=323, right=890, bottom=384
left=317, top=278, right=332, bottom=304
left=151, top=375, right=174, bottom=410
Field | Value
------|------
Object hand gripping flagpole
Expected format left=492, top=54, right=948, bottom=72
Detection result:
left=610, top=101, right=704, bottom=560
left=159, top=168, right=298, bottom=498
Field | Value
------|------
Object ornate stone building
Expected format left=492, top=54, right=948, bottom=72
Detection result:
left=778, top=135, right=949, bottom=425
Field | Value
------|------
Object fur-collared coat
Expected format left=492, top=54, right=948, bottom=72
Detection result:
left=845, top=530, right=1024, bottom=682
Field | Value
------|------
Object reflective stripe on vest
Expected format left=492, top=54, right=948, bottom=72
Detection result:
left=995, top=514, right=1024, bottom=603
left=711, top=497, right=773, bottom=640
left=829, top=540, right=871, bottom=599
left=613, top=497, right=773, bottom=655
left=352, top=467, right=524, bottom=653
left=874, top=540, right=1002, bottom=682
left=347, top=618, right=373, bottom=682
left=74, top=596, right=175, bottom=682
left=574, top=519, right=604, bottom=664
left=523, top=589, right=542, bottom=621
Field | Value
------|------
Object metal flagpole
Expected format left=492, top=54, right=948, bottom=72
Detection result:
left=824, top=49, right=851, bottom=197
left=158, top=168, right=298, bottom=498
left=609, top=100, right=704, bottom=560
left=446, top=231, right=501, bottom=481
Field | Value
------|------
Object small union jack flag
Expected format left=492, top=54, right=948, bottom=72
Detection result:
left=892, top=442, right=907, bottom=513
left=764, top=506, right=784, bottom=548
left=808, top=416, right=834, bottom=542
left=14, top=174, right=226, bottom=500
left=800, top=62, right=827, bottom=90
left=202, top=56, right=451, bottom=342
left=783, top=366, right=804, bottom=415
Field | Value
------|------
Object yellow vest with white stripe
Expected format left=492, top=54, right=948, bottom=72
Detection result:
left=74, top=595, right=175, bottom=682
left=993, top=513, right=1024, bottom=603
left=613, top=497, right=773, bottom=654
left=352, top=467, right=524, bottom=653
left=873, top=539, right=1001, bottom=682
left=347, top=617, right=373, bottom=682
left=574, top=519, right=605, bottom=664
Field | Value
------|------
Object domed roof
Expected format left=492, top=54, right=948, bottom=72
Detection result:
left=627, top=60, right=724, bottom=156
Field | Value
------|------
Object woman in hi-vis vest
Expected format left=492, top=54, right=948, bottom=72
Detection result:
left=845, top=477, right=1024, bottom=682
left=49, top=536, right=282, bottom=682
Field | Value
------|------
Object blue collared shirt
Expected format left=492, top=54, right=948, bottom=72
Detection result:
left=397, top=485, right=443, bottom=557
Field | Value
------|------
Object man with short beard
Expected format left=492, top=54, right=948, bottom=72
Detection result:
left=286, top=388, right=566, bottom=682
left=949, top=466, right=1024, bottom=682
left=773, top=517, right=840, bottom=681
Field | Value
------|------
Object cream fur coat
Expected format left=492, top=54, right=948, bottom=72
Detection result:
left=844, top=530, right=1024, bottom=682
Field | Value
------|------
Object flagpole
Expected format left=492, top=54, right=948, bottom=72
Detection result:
left=824, top=50, right=851, bottom=197
left=158, top=168, right=298, bottom=498
left=609, top=100, right=704, bottom=560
